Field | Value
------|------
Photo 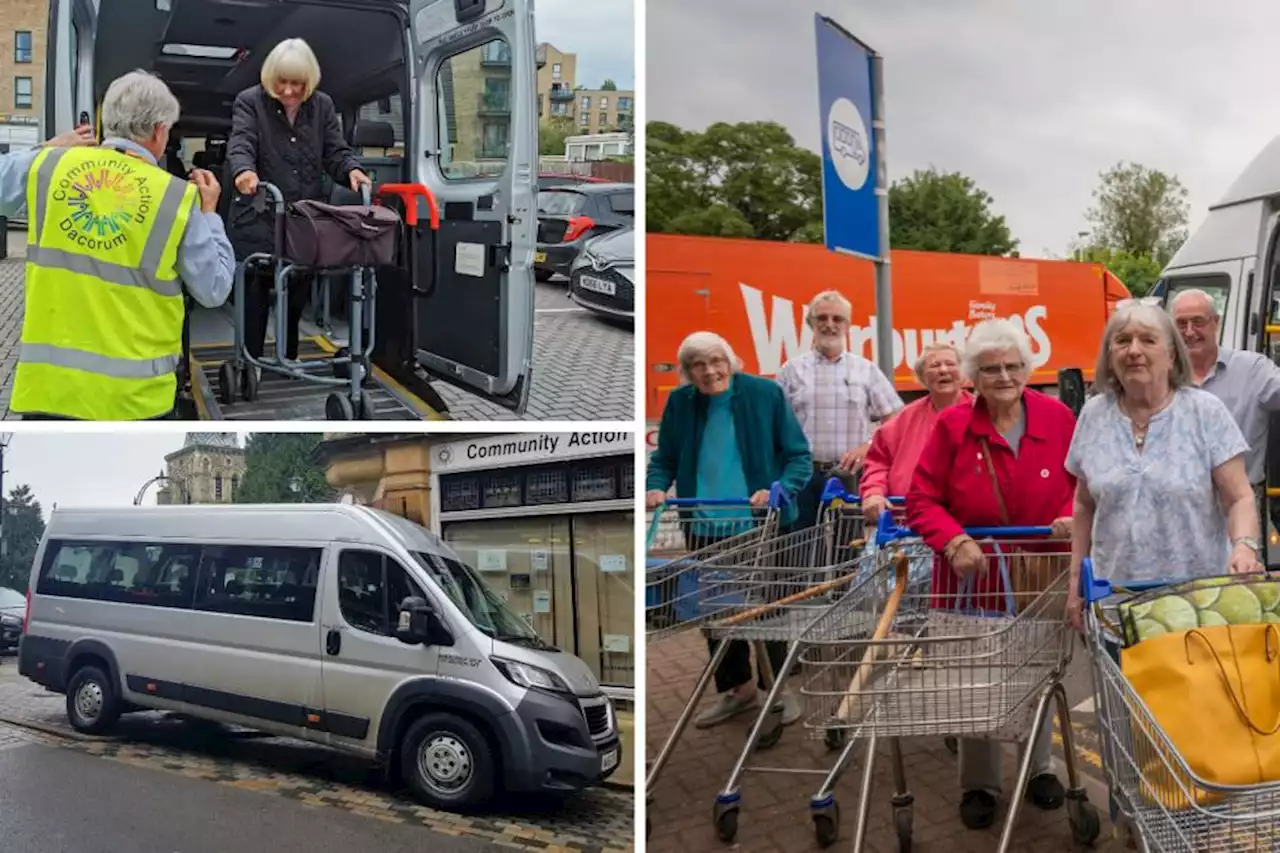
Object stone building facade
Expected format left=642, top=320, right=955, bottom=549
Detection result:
left=156, top=433, right=247, bottom=505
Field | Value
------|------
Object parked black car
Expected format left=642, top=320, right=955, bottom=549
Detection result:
left=0, top=586, right=24, bottom=652
left=535, top=183, right=634, bottom=281
left=568, top=225, right=635, bottom=321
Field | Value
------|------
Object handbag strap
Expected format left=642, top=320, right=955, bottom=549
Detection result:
left=1185, top=625, right=1280, bottom=736
left=979, top=438, right=1010, bottom=527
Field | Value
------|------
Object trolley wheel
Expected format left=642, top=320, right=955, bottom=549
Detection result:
left=217, top=361, right=238, bottom=406
left=242, top=364, right=259, bottom=402
left=332, top=346, right=351, bottom=380
left=358, top=389, right=376, bottom=420
left=823, top=724, right=847, bottom=752
left=944, top=736, right=958, bottom=755
left=325, top=391, right=355, bottom=420
left=1067, top=796, right=1101, bottom=845
left=811, top=801, right=839, bottom=848
left=893, top=804, right=913, bottom=852
left=712, top=801, right=738, bottom=843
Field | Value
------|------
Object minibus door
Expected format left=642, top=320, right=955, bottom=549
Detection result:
left=44, top=0, right=99, bottom=139
left=407, top=0, right=538, bottom=414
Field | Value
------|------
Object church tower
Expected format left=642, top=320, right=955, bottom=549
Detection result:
left=156, top=433, right=247, bottom=505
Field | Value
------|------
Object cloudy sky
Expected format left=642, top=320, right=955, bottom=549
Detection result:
left=4, top=433, right=222, bottom=519
left=540, top=0, right=634, bottom=90
left=647, top=0, right=1280, bottom=257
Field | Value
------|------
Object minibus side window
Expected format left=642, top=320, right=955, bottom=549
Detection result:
left=192, top=545, right=320, bottom=623
left=337, top=550, right=424, bottom=638
left=35, top=540, right=199, bottom=609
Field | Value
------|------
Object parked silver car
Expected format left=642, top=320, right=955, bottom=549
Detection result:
left=568, top=225, right=635, bottom=321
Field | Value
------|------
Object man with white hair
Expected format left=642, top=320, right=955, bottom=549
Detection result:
left=1170, top=288, right=1280, bottom=505
left=0, top=69, right=234, bottom=420
left=775, top=290, right=904, bottom=525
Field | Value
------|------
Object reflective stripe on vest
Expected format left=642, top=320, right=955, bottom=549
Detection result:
left=11, top=145, right=196, bottom=420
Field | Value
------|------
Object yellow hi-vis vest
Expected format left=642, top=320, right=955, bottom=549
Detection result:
left=11, top=145, right=197, bottom=420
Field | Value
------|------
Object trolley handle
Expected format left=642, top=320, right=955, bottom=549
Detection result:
left=875, top=516, right=1053, bottom=547
left=817, top=476, right=904, bottom=507
left=660, top=481, right=791, bottom=510
left=1079, top=557, right=1172, bottom=603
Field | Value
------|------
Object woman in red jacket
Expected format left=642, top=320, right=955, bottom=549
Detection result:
left=906, top=318, right=1076, bottom=831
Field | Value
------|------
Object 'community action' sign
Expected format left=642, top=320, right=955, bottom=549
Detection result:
left=433, top=432, right=633, bottom=472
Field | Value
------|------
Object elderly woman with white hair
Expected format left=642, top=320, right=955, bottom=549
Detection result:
left=1066, top=300, right=1260, bottom=622
left=226, top=37, right=371, bottom=368
left=646, top=330, right=812, bottom=729
left=907, top=318, right=1078, bottom=830
left=860, top=341, right=971, bottom=522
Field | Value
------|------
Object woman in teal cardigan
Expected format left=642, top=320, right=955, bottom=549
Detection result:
left=645, top=331, right=812, bottom=729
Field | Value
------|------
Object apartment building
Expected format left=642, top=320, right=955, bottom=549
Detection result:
left=537, top=42, right=634, bottom=133
left=0, top=0, right=44, bottom=151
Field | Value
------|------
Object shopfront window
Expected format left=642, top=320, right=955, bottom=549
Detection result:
left=573, top=513, right=635, bottom=687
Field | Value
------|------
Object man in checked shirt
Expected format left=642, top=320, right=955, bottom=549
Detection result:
left=776, top=290, right=905, bottom=527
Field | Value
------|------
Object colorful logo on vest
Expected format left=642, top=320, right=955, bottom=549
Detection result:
left=52, top=155, right=155, bottom=251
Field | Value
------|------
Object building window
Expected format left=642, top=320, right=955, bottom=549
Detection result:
left=14, top=77, right=32, bottom=110
left=580, top=112, right=590, bottom=127
left=15, top=32, right=32, bottom=64
left=215, top=476, right=223, bottom=501
left=231, top=476, right=238, bottom=498
left=600, top=97, right=608, bottom=111
left=552, top=62, right=561, bottom=80
left=618, top=97, right=632, bottom=111
left=580, top=96, right=590, bottom=111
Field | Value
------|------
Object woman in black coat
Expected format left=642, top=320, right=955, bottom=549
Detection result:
left=225, top=37, right=371, bottom=369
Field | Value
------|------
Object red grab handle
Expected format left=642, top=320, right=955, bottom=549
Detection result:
left=375, top=183, right=440, bottom=231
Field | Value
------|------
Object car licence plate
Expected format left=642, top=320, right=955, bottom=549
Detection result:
left=579, top=274, right=616, bottom=296
left=601, top=747, right=619, bottom=773
left=534, top=251, right=547, bottom=263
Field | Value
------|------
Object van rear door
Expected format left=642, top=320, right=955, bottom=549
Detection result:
left=43, top=0, right=98, bottom=141
left=408, top=0, right=537, bottom=413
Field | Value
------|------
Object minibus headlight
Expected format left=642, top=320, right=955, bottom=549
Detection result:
left=491, top=657, right=572, bottom=694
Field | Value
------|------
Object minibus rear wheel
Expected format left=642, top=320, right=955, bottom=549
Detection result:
left=66, top=664, right=121, bottom=735
left=401, top=712, right=496, bottom=809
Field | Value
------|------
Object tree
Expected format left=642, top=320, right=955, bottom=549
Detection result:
left=539, top=116, right=576, bottom=156
left=1086, top=162, right=1189, bottom=264
left=646, top=120, right=821, bottom=242
left=888, top=167, right=1018, bottom=256
left=1075, top=245, right=1164, bottom=298
left=0, top=485, right=45, bottom=592
left=600, top=79, right=617, bottom=91
left=235, top=434, right=335, bottom=504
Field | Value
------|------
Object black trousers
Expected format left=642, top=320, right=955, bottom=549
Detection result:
left=244, top=263, right=312, bottom=361
left=794, top=465, right=860, bottom=531
left=685, top=529, right=792, bottom=695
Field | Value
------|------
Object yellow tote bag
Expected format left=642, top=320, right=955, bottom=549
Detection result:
left=1122, top=624, right=1280, bottom=808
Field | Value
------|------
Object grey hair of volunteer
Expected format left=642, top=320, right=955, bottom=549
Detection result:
left=676, top=331, right=741, bottom=381
left=912, top=341, right=962, bottom=385
left=101, top=70, right=181, bottom=143
left=805, top=289, right=853, bottom=325
left=958, top=318, right=1033, bottom=381
left=1092, top=301, right=1193, bottom=395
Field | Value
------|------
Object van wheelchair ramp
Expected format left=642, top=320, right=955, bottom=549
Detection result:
left=188, top=337, right=435, bottom=421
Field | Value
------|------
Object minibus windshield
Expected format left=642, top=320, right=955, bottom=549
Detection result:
left=411, top=551, right=548, bottom=646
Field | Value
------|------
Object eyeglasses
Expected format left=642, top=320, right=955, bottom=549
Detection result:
left=977, top=362, right=1025, bottom=378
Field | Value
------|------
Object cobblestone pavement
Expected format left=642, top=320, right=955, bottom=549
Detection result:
left=0, top=253, right=23, bottom=420
left=432, top=278, right=634, bottom=422
left=0, top=661, right=633, bottom=852
left=647, top=631, right=1122, bottom=853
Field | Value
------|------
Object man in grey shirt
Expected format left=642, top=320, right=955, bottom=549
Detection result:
left=1171, top=288, right=1280, bottom=502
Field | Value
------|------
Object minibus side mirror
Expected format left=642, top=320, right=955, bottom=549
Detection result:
left=395, top=596, right=453, bottom=647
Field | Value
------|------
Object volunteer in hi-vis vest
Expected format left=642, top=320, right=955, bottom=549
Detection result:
left=1, top=70, right=234, bottom=420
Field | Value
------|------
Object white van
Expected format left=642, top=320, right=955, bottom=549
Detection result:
left=18, top=504, right=621, bottom=808
left=45, top=0, right=540, bottom=414
left=1152, top=135, right=1280, bottom=565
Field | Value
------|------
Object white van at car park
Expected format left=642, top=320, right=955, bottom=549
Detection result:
left=17, top=504, right=621, bottom=809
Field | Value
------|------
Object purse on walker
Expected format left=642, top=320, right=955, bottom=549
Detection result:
left=979, top=438, right=1065, bottom=618
left=1122, top=622, right=1280, bottom=807
left=283, top=199, right=400, bottom=268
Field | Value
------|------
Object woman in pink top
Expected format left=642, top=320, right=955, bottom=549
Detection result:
left=860, top=342, right=971, bottom=522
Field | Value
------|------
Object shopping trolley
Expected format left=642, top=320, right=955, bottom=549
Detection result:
left=781, top=519, right=1100, bottom=853
left=1081, top=559, right=1280, bottom=852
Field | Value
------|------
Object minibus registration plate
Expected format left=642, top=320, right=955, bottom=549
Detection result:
left=601, top=746, right=619, bottom=773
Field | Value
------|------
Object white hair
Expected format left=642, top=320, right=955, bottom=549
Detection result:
left=960, top=319, right=1034, bottom=381
left=101, top=70, right=180, bottom=143
left=261, top=38, right=322, bottom=101
left=912, top=341, right=962, bottom=385
left=1094, top=302, right=1192, bottom=395
left=805, top=290, right=852, bottom=326
left=677, top=331, right=740, bottom=381
left=1169, top=288, right=1219, bottom=318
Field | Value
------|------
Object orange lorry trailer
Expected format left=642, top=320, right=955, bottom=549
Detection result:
left=645, top=234, right=1131, bottom=425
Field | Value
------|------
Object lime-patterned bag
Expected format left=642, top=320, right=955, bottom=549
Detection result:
left=1118, top=574, right=1280, bottom=647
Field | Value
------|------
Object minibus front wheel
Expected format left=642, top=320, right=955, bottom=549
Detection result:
left=66, top=664, right=122, bottom=735
left=401, top=712, right=497, bottom=809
